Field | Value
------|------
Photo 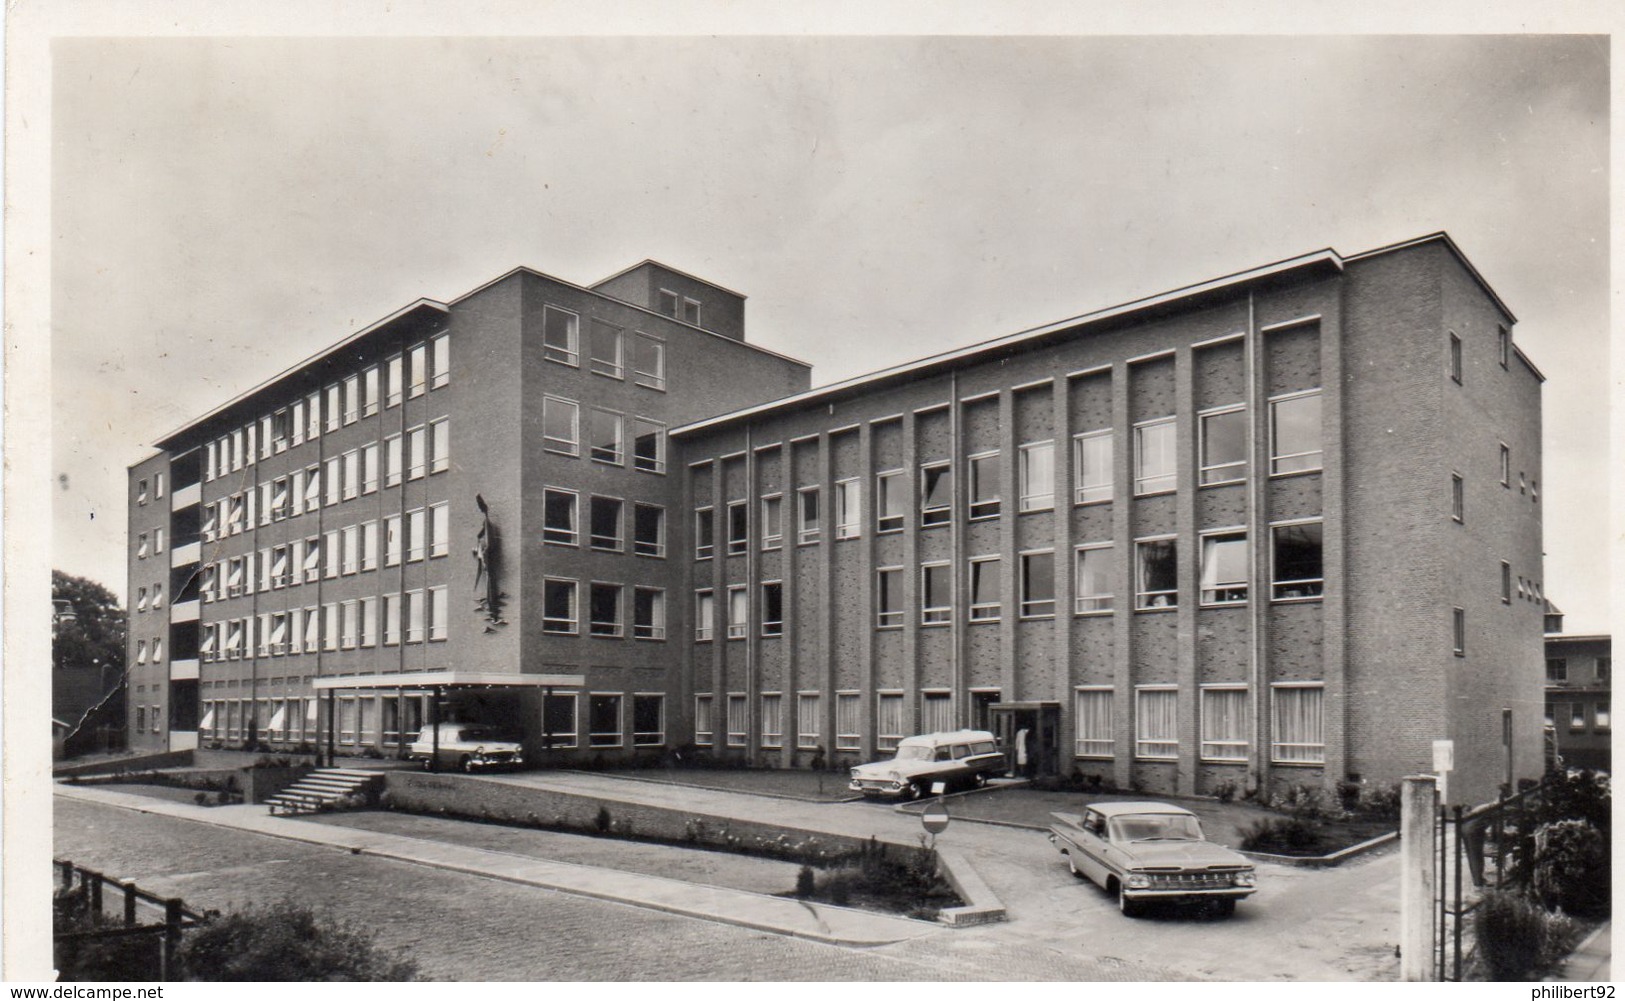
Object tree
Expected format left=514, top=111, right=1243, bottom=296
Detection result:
left=53, top=570, right=127, bottom=675
left=53, top=571, right=128, bottom=747
left=175, top=901, right=419, bottom=981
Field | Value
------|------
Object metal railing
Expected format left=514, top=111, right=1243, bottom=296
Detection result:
left=54, top=859, right=208, bottom=980
left=1435, top=783, right=1543, bottom=981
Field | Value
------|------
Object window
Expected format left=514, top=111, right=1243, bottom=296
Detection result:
left=969, top=453, right=1000, bottom=519
left=910, top=692, right=948, bottom=736
left=409, top=342, right=428, bottom=397
left=633, top=588, right=666, bottom=640
left=724, top=694, right=748, bottom=747
left=1500, top=443, right=1511, bottom=487
left=136, top=586, right=148, bottom=611
left=761, top=582, right=784, bottom=636
left=1200, top=532, right=1248, bottom=605
left=797, top=487, right=820, bottom=544
left=727, top=586, right=748, bottom=639
left=1451, top=473, right=1464, bottom=523
left=632, top=419, right=665, bottom=473
left=154, top=529, right=164, bottom=554
left=588, top=694, right=623, bottom=749
left=760, top=693, right=784, bottom=748
left=537, top=489, right=578, bottom=547
left=428, top=586, right=449, bottom=641
left=380, top=515, right=402, bottom=567
left=137, top=479, right=149, bottom=505
left=875, top=471, right=905, bottom=533
left=1136, top=538, right=1177, bottom=609
left=430, top=419, right=449, bottom=473
left=589, top=321, right=623, bottom=379
left=836, top=693, right=862, bottom=751
left=835, top=479, right=861, bottom=539
left=761, top=496, right=783, bottom=549
left=683, top=297, right=701, bottom=325
left=543, top=579, right=578, bottom=634
left=1272, top=522, right=1323, bottom=600
left=1200, top=407, right=1247, bottom=485
left=1271, top=685, right=1324, bottom=763
left=1498, top=325, right=1509, bottom=369
left=1021, top=551, right=1056, bottom=617
left=407, top=508, right=427, bottom=562
left=432, top=333, right=451, bottom=389
left=386, top=354, right=403, bottom=407
left=969, top=557, right=1001, bottom=622
left=342, top=450, right=360, bottom=500
left=136, top=533, right=148, bottom=559
left=694, top=695, right=714, bottom=746
left=1595, top=702, right=1610, bottom=731
left=325, top=384, right=342, bottom=431
left=340, top=600, right=359, bottom=648
left=1271, top=392, right=1323, bottom=474
left=1452, top=608, right=1466, bottom=656
left=797, top=693, right=821, bottom=748
left=590, top=496, right=623, bottom=551
left=922, top=562, right=951, bottom=624
left=1074, top=689, right=1113, bottom=758
left=1598, top=658, right=1611, bottom=682
left=876, top=567, right=904, bottom=628
left=543, top=397, right=580, bottom=456
left=1502, top=561, right=1512, bottom=604
left=726, top=501, right=748, bottom=555
left=1072, top=544, right=1113, bottom=614
left=1134, top=419, right=1176, bottom=495
left=633, top=695, right=665, bottom=745
left=921, top=462, right=952, bottom=526
left=360, top=596, right=378, bottom=647
left=694, top=507, right=715, bottom=559
left=632, top=334, right=666, bottom=390
left=385, top=435, right=403, bottom=488
left=589, top=584, right=622, bottom=637
left=657, top=289, right=679, bottom=316
left=589, top=409, right=624, bottom=465
left=1570, top=703, right=1587, bottom=731
left=1200, top=687, right=1248, bottom=761
left=542, top=305, right=579, bottom=365
left=1546, top=659, right=1568, bottom=683
left=1449, top=332, right=1463, bottom=383
left=543, top=692, right=578, bottom=749
left=877, top=693, right=906, bottom=751
left=695, top=590, right=715, bottom=642
left=343, top=375, right=361, bottom=424
left=1545, top=703, right=1557, bottom=728
left=1019, top=441, right=1055, bottom=511
left=1135, top=688, right=1178, bottom=759
left=633, top=503, right=665, bottom=557
left=407, top=426, right=427, bottom=480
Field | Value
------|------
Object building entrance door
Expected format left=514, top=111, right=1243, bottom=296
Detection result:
left=989, top=702, right=1061, bottom=777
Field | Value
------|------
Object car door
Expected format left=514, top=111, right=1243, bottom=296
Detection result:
left=1072, top=810, right=1114, bottom=886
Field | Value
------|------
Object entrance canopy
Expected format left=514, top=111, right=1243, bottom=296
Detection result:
left=312, top=671, right=585, bottom=691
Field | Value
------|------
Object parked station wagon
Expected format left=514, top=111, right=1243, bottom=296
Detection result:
left=849, top=730, right=1005, bottom=799
left=407, top=723, right=524, bottom=772
left=1047, top=801, right=1257, bottom=917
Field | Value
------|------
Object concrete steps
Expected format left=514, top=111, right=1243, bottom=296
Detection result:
left=266, top=768, right=383, bottom=816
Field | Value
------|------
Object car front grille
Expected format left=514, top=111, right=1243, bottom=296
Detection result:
left=1145, top=871, right=1244, bottom=890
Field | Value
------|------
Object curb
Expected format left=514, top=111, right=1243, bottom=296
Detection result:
left=1239, top=831, right=1399, bottom=868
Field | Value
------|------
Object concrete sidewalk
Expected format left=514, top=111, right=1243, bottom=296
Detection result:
left=1548, top=921, right=1610, bottom=982
left=54, top=783, right=937, bottom=948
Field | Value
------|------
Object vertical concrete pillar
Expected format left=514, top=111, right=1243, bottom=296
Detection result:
left=1400, top=774, right=1438, bottom=981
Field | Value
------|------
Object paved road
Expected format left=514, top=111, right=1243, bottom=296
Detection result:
left=52, top=797, right=1173, bottom=981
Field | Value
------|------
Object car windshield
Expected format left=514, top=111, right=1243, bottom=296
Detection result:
left=894, top=745, right=934, bottom=761
left=1109, top=814, right=1204, bottom=842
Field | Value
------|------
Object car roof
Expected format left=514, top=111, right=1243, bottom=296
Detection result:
left=898, top=729, right=997, bottom=746
left=1088, top=801, right=1197, bottom=818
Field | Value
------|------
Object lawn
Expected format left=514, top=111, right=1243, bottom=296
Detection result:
left=575, top=766, right=863, bottom=802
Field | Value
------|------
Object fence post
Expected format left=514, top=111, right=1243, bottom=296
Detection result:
left=123, top=881, right=139, bottom=925
left=1400, top=774, right=1438, bottom=981
left=59, top=860, right=73, bottom=890
left=161, top=899, right=184, bottom=980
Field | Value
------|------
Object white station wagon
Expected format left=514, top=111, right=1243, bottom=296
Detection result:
left=849, top=730, right=1005, bottom=799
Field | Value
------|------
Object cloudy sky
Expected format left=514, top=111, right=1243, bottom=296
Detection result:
left=46, top=30, right=1610, bottom=630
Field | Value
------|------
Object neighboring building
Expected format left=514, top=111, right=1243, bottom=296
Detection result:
left=1545, top=632, right=1610, bottom=772
left=129, top=233, right=1545, bottom=805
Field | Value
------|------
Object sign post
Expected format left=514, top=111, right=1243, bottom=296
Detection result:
left=1432, top=739, right=1454, bottom=805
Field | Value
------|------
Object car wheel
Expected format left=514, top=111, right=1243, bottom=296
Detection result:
left=1214, top=898, right=1237, bottom=918
left=419, top=757, right=432, bottom=771
left=459, top=755, right=474, bottom=773
left=1067, top=853, right=1084, bottom=879
left=1118, top=885, right=1142, bottom=918
left=972, top=771, right=988, bottom=789
left=907, top=782, right=924, bottom=801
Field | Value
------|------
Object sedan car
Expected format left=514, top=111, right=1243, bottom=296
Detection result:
left=849, top=730, right=1005, bottom=799
left=1047, top=801, right=1257, bottom=917
left=406, top=723, right=524, bottom=772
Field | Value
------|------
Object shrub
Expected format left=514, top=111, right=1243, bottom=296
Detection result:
left=1540, top=769, right=1611, bottom=834
left=1240, top=817, right=1322, bottom=854
left=176, top=900, right=419, bottom=981
left=827, top=875, right=851, bottom=906
left=795, top=865, right=815, bottom=898
left=594, top=806, right=612, bottom=834
left=1474, top=889, right=1582, bottom=981
left=1532, top=819, right=1609, bottom=917
left=54, top=885, right=160, bottom=979
left=1213, top=779, right=1238, bottom=804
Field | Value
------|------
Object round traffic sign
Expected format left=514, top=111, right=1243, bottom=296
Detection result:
left=921, top=800, right=950, bottom=835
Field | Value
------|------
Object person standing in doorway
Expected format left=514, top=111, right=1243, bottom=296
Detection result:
left=1014, top=726, right=1030, bottom=779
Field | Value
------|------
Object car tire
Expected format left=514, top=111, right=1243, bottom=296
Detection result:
left=459, top=755, right=474, bottom=773
left=1118, top=885, right=1143, bottom=918
left=420, top=757, right=433, bottom=771
left=1214, top=898, right=1237, bottom=918
left=1067, top=853, right=1085, bottom=880
left=972, top=772, right=988, bottom=789
left=907, top=782, right=924, bottom=801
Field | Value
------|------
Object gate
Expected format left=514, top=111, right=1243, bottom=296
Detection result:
left=1434, top=784, right=1542, bottom=981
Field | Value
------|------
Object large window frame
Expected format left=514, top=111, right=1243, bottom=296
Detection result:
left=1269, top=390, right=1323, bottom=475
left=1019, top=440, right=1055, bottom=512
left=1074, top=687, right=1113, bottom=759
left=1199, top=686, right=1249, bottom=762
left=921, top=562, right=951, bottom=625
left=968, top=556, right=1002, bottom=622
left=1199, top=530, right=1249, bottom=606
left=969, top=452, right=1001, bottom=520
left=1199, top=406, right=1248, bottom=486
left=1134, top=418, right=1177, bottom=495
left=1135, top=687, right=1179, bottom=760
left=1135, top=537, right=1178, bottom=610
left=876, top=470, right=906, bottom=533
left=542, top=305, right=580, bottom=366
left=921, top=462, right=953, bottom=527
left=1271, top=520, right=1324, bottom=601
left=1020, top=550, right=1056, bottom=618
left=1270, top=684, right=1325, bottom=764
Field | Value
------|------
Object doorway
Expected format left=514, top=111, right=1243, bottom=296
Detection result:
left=989, top=701, right=1060, bottom=777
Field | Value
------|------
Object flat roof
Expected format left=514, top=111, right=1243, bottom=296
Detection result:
left=674, top=231, right=1531, bottom=438
left=590, top=258, right=749, bottom=300
left=312, top=671, right=586, bottom=691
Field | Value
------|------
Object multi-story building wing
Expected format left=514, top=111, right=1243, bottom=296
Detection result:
left=1544, top=631, right=1610, bottom=771
left=129, top=233, right=1544, bottom=805
left=126, top=262, right=810, bottom=762
left=670, top=234, right=1544, bottom=806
